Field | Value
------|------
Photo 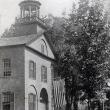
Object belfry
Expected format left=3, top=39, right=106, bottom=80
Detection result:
left=14, top=0, right=46, bottom=36
left=19, top=0, right=41, bottom=18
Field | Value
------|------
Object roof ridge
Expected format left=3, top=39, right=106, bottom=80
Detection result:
left=26, top=31, right=44, bottom=45
left=0, top=34, right=37, bottom=40
left=0, top=33, right=43, bottom=47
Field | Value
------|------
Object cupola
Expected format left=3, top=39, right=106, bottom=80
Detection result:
left=19, top=0, right=41, bottom=18
left=14, top=0, right=46, bottom=36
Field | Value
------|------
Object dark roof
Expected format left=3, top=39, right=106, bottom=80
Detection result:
left=19, top=0, right=41, bottom=7
left=0, top=33, right=42, bottom=47
left=0, top=32, right=56, bottom=60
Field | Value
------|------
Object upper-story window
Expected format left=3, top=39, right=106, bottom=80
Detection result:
left=2, top=92, right=14, bottom=110
left=3, top=58, right=11, bottom=77
left=41, top=44, right=45, bottom=54
left=41, top=66, right=47, bottom=82
left=28, top=93, right=36, bottom=110
left=29, top=61, right=36, bottom=80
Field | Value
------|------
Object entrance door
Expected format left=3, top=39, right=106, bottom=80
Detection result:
left=40, top=88, right=48, bottom=110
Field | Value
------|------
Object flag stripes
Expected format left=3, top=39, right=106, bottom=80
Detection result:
left=52, top=78, right=66, bottom=110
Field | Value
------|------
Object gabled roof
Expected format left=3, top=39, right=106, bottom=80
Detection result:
left=0, top=32, right=42, bottom=47
left=0, top=32, right=56, bottom=60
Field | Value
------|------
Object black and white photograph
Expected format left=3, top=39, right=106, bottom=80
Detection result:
left=0, top=0, right=110, bottom=110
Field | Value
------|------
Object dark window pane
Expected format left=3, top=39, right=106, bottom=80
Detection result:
left=3, top=59, right=11, bottom=77
left=2, top=92, right=14, bottom=110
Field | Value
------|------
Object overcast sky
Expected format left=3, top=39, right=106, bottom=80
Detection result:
left=0, top=0, right=109, bottom=35
left=0, top=0, right=73, bottom=34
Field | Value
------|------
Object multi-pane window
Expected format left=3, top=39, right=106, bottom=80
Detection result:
left=41, top=66, right=47, bottom=82
left=29, top=61, right=36, bottom=79
left=2, top=92, right=14, bottom=110
left=41, top=44, right=44, bottom=54
left=28, top=94, right=36, bottom=110
left=3, top=59, right=11, bottom=77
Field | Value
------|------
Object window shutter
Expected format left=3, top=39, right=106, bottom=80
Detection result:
left=34, top=63, right=36, bottom=79
left=41, top=66, right=43, bottom=82
left=29, top=61, right=31, bottom=78
left=45, top=67, right=47, bottom=82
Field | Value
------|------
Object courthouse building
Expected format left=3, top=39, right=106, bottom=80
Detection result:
left=0, top=0, right=66, bottom=110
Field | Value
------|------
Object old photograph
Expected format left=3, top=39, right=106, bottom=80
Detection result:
left=0, top=0, right=110, bottom=110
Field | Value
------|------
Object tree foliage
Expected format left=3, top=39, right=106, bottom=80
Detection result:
left=1, top=0, right=110, bottom=110
left=45, top=15, right=66, bottom=56
left=1, top=24, right=16, bottom=38
left=54, top=0, right=110, bottom=110
left=58, top=49, right=81, bottom=110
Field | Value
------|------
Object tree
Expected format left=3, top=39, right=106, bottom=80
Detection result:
left=57, top=0, right=110, bottom=110
left=57, top=48, right=80, bottom=110
left=1, top=24, right=16, bottom=38
left=45, top=16, right=66, bottom=55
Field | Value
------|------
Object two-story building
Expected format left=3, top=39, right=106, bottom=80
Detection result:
left=0, top=32, right=55, bottom=110
left=0, top=0, right=56, bottom=110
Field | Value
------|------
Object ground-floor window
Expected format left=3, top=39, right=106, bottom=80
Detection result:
left=2, top=92, right=14, bottom=110
left=28, top=93, right=36, bottom=110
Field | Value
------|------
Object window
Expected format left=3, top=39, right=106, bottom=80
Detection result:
left=2, top=92, right=14, bottom=110
left=3, top=59, right=11, bottom=77
left=41, top=66, right=47, bottom=82
left=29, top=61, right=36, bottom=79
left=51, top=64, right=54, bottom=79
left=28, top=94, right=36, bottom=110
left=41, top=44, right=44, bottom=54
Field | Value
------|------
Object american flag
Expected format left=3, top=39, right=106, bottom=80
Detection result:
left=52, top=78, right=66, bottom=110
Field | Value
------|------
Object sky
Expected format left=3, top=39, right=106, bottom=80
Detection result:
left=0, top=0, right=109, bottom=35
left=0, top=0, right=73, bottom=34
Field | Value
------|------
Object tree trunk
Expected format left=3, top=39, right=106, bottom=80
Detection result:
left=66, top=102, right=71, bottom=110
left=88, top=99, right=91, bottom=110
left=73, top=99, right=78, bottom=110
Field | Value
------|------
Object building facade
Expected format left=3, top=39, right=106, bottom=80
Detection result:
left=0, top=0, right=57, bottom=110
left=0, top=33, right=56, bottom=110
